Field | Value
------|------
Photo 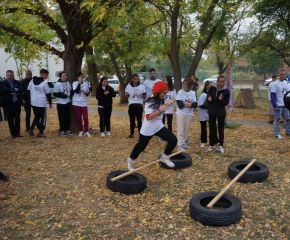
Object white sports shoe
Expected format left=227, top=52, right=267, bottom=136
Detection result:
left=160, top=154, right=175, bottom=168
left=182, top=144, right=191, bottom=149
left=78, top=131, right=83, bottom=137
left=85, top=132, right=91, bottom=137
left=206, top=146, right=214, bottom=153
left=107, top=131, right=111, bottom=136
left=219, top=146, right=225, bottom=154
left=275, top=134, right=283, bottom=139
left=177, top=146, right=186, bottom=152
left=200, top=143, right=206, bottom=148
left=127, top=158, right=135, bottom=171
left=101, top=132, right=105, bottom=137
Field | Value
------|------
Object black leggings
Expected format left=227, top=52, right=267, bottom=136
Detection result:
left=128, top=104, right=143, bottom=134
left=130, top=127, right=177, bottom=160
left=209, top=114, right=225, bottom=146
left=57, top=102, right=71, bottom=131
left=162, top=114, right=173, bottom=131
left=98, top=107, right=112, bottom=132
left=200, top=121, right=208, bottom=143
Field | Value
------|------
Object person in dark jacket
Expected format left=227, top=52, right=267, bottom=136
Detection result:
left=96, top=77, right=116, bottom=137
left=206, top=74, right=230, bottom=154
left=20, top=70, right=33, bottom=132
left=1, top=70, right=24, bottom=138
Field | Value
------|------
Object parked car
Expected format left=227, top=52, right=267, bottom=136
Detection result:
left=203, top=75, right=219, bottom=84
left=107, top=79, right=120, bottom=93
left=45, top=80, right=57, bottom=98
left=264, top=77, right=281, bottom=86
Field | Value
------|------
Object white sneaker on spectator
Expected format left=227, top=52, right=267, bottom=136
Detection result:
left=219, top=146, right=225, bottom=154
left=177, top=146, right=186, bottom=152
left=200, top=143, right=206, bottom=148
left=85, top=132, right=91, bottom=137
left=101, top=132, right=105, bottom=137
left=66, top=130, right=73, bottom=136
left=60, top=131, right=66, bottom=137
left=127, top=158, right=135, bottom=171
left=160, top=154, right=175, bottom=168
left=182, top=144, right=191, bottom=149
left=107, top=131, right=111, bottom=136
left=78, top=131, right=83, bottom=137
left=275, top=134, right=283, bottom=139
left=206, top=146, right=214, bottom=153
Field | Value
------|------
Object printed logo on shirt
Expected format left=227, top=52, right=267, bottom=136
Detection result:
left=62, top=83, right=68, bottom=95
left=77, top=86, right=86, bottom=97
left=34, top=86, right=40, bottom=91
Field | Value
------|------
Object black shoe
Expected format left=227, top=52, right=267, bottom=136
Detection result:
left=37, top=133, right=46, bottom=138
left=127, top=134, right=134, bottom=138
left=0, top=171, right=8, bottom=181
left=17, top=134, right=24, bottom=137
left=27, top=129, right=34, bottom=136
left=12, top=135, right=16, bottom=139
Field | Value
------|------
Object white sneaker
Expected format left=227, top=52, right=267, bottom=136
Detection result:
left=177, top=146, right=186, bottom=152
left=101, top=132, right=105, bottom=137
left=219, top=146, right=225, bottom=154
left=182, top=144, right=191, bottom=149
left=275, top=134, right=283, bottom=139
left=127, top=158, right=135, bottom=171
left=200, top=143, right=206, bottom=148
left=206, top=146, right=214, bottom=153
left=78, top=131, right=83, bottom=137
left=160, top=154, right=175, bottom=168
left=60, top=131, right=66, bottom=137
left=107, top=131, right=111, bottom=136
left=65, top=130, right=73, bottom=136
left=85, top=132, right=91, bottom=137
left=185, top=139, right=191, bottom=144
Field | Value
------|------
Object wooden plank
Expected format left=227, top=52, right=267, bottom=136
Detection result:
left=242, top=88, right=255, bottom=109
left=234, top=90, right=244, bottom=107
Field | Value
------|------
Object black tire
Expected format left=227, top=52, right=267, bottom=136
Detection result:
left=106, top=170, right=147, bottom=194
left=159, top=152, right=192, bottom=170
left=189, top=191, right=242, bottom=227
left=228, top=161, right=269, bottom=183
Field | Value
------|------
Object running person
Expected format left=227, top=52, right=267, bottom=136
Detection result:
left=125, top=74, right=146, bottom=138
left=127, top=81, right=177, bottom=170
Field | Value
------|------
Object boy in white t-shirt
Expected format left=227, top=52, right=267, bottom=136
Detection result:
left=27, top=69, right=53, bottom=138
left=271, top=69, right=290, bottom=138
left=143, top=68, right=161, bottom=100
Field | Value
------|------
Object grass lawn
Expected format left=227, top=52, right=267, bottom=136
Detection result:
left=1, top=90, right=290, bottom=239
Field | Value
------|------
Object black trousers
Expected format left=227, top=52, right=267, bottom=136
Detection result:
left=6, top=101, right=21, bottom=136
left=162, top=114, right=173, bottom=131
left=209, top=114, right=225, bottom=146
left=200, top=121, right=208, bottom=143
left=128, top=104, right=143, bottom=134
left=98, top=107, right=112, bottom=132
left=31, top=106, right=46, bottom=134
left=57, top=102, right=71, bottom=131
left=23, top=101, right=32, bottom=131
left=130, top=127, right=177, bottom=160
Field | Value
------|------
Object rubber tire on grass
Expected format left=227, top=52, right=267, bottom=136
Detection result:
left=106, top=170, right=147, bottom=194
left=228, top=161, right=269, bottom=183
left=189, top=191, right=242, bottom=227
left=159, top=152, right=192, bottom=170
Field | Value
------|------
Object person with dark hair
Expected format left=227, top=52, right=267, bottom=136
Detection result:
left=72, top=72, right=91, bottom=137
left=54, top=71, right=73, bottom=137
left=268, top=75, right=277, bottom=124
left=143, top=68, right=161, bottom=99
left=127, top=81, right=177, bottom=170
left=20, top=70, right=33, bottom=132
left=198, top=81, right=214, bottom=148
left=1, top=70, right=24, bottom=138
left=176, top=78, right=197, bottom=151
left=159, top=76, right=176, bottom=143
left=27, top=69, right=53, bottom=138
left=125, top=74, right=146, bottom=138
left=96, top=76, right=116, bottom=137
left=206, top=74, right=230, bottom=153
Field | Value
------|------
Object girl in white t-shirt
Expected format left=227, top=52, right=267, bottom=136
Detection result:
left=198, top=81, right=214, bottom=148
left=125, top=74, right=146, bottom=138
left=127, top=81, right=177, bottom=171
left=159, top=76, right=176, bottom=143
left=72, top=72, right=91, bottom=137
left=176, top=78, right=197, bottom=152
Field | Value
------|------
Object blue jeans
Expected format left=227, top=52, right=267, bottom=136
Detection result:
left=273, top=107, right=290, bottom=136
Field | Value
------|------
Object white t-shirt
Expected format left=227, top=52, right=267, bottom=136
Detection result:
left=28, top=80, right=50, bottom=107
left=54, top=81, right=72, bottom=104
left=140, top=101, right=164, bottom=136
left=176, top=89, right=197, bottom=116
left=72, top=81, right=90, bottom=107
left=143, top=78, right=161, bottom=100
left=271, top=80, right=288, bottom=107
left=164, top=89, right=177, bottom=114
left=198, top=92, right=209, bottom=121
left=125, top=84, right=146, bottom=105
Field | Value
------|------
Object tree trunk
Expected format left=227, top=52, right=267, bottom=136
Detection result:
left=63, top=38, right=86, bottom=133
left=86, top=46, right=99, bottom=96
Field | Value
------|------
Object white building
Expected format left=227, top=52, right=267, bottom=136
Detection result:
left=0, top=48, right=64, bottom=81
